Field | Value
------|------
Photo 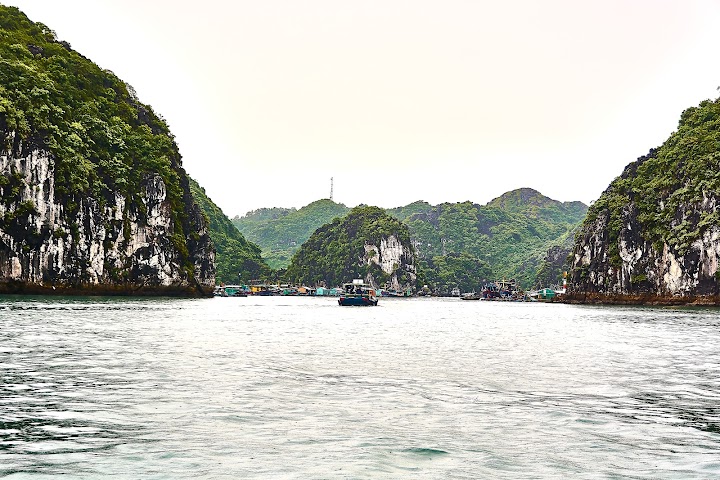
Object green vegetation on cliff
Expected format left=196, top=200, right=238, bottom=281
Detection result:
left=0, top=6, right=205, bottom=278
left=420, top=252, right=492, bottom=293
left=189, top=179, right=269, bottom=283
left=286, top=206, right=415, bottom=288
left=567, top=97, right=720, bottom=300
left=232, top=199, right=349, bottom=269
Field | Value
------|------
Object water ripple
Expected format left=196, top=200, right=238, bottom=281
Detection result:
left=1, top=296, right=719, bottom=478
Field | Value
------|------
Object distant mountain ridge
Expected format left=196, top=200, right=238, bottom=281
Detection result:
left=233, top=189, right=586, bottom=290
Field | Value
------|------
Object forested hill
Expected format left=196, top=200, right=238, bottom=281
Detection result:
left=232, top=199, right=349, bottom=268
left=0, top=6, right=214, bottom=295
left=286, top=206, right=416, bottom=290
left=188, top=179, right=269, bottom=284
left=568, top=97, right=720, bottom=304
left=400, top=189, right=587, bottom=290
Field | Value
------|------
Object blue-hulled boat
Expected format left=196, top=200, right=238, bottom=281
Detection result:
left=338, top=281, right=378, bottom=306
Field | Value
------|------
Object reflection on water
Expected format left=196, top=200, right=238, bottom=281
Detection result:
left=1, top=296, right=719, bottom=478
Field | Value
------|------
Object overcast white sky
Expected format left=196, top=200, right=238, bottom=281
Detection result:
left=5, top=1, right=720, bottom=217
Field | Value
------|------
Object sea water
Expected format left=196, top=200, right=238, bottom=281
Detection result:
left=1, top=295, right=718, bottom=479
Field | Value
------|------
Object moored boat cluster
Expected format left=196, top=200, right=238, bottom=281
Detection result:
left=456, top=279, right=566, bottom=302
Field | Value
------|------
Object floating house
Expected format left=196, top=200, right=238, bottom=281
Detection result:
left=537, top=288, right=556, bottom=300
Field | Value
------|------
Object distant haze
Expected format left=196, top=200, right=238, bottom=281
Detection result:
left=5, top=0, right=720, bottom=216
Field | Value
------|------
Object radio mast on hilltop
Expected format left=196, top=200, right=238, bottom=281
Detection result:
left=330, top=177, right=334, bottom=201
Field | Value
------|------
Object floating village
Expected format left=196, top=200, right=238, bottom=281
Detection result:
left=214, top=278, right=566, bottom=304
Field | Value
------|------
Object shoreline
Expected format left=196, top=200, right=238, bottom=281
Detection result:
left=0, top=281, right=213, bottom=298
left=562, top=292, right=720, bottom=306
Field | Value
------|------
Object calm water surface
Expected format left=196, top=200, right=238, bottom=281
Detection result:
left=0, top=295, right=719, bottom=479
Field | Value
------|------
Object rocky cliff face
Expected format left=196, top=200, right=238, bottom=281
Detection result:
left=567, top=98, right=720, bottom=304
left=363, top=234, right=416, bottom=291
left=534, top=244, right=570, bottom=288
left=569, top=192, right=720, bottom=304
left=0, top=140, right=214, bottom=296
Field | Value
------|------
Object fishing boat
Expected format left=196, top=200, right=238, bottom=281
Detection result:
left=338, top=279, right=378, bottom=306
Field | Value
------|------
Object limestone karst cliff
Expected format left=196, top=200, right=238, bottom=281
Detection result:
left=567, top=98, right=720, bottom=304
left=0, top=6, right=214, bottom=295
left=285, top=206, right=417, bottom=291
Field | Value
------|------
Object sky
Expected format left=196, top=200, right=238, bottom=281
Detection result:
left=4, top=1, right=720, bottom=218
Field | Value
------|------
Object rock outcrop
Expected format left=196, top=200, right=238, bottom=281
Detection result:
left=534, top=244, right=570, bottom=289
left=567, top=98, right=720, bottom=304
left=0, top=6, right=214, bottom=296
left=362, top=234, right=416, bottom=291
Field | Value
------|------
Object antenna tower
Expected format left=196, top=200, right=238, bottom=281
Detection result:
left=330, top=177, right=334, bottom=201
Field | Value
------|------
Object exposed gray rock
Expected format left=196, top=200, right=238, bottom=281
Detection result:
left=363, top=234, right=417, bottom=291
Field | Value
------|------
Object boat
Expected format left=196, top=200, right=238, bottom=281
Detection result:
left=481, top=279, right=522, bottom=300
left=379, top=288, right=411, bottom=297
left=460, top=292, right=481, bottom=300
left=338, top=279, right=379, bottom=306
